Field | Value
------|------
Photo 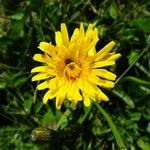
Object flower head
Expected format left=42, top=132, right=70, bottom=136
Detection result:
left=31, top=23, right=121, bottom=109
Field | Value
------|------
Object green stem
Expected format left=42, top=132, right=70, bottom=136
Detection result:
left=78, top=105, right=92, bottom=124
left=93, top=101, right=127, bottom=150
left=115, top=47, right=147, bottom=84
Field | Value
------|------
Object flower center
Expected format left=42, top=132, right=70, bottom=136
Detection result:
left=64, top=58, right=81, bottom=80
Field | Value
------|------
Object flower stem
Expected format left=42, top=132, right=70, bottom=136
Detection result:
left=78, top=105, right=92, bottom=124
left=93, top=101, right=127, bottom=150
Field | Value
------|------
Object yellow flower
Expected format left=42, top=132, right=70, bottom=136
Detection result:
left=31, top=23, right=121, bottom=109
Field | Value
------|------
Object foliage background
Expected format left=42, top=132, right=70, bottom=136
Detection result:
left=0, top=0, right=150, bottom=149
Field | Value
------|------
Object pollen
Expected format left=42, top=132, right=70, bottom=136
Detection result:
left=64, top=61, right=81, bottom=80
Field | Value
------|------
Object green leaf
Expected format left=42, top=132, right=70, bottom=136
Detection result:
left=11, top=21, right=24, bottom=38
left=146, top=35, right=150, bottom=46
left=69, top=11, right=80, bottom=22
left=13, top=74, right=28, bottom=88
left=92, top=118, right=103, bottom=136
left=112, top=89, right=135, bottom=108
left=93, top=101, right=127, bottom=150
left=56, top=109, right=72, bottom=130
left=24, top=98, right=32, bottom=113
left=137, top=139, right=150, bottom=150
left=42, top=109, right=55, bottom=126
left=42, top=109, right=61, bottom=126
left=146, top=123, right=150, bottom=133
left=10, top=12, right=24, bottom=20
left=128, top=51, right=139, bottom=65
left=129, top=18, right=150, bottom=33
left=0, top=78, right=7, bottom=89
left=121, top=76, right=150, bottom=85
left=78, top=105, right=92, bottom=124
left=109, top=2, right=118, bottom=19
left=0, top=28, right=6, bottom=38
left=128, top=112, right=141, bottom=121
left=34, top=102, right=43, bottom=113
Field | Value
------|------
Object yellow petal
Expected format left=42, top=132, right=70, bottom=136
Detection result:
left=86, top=75, right=115, bottom=88
left=78, top=78, right=109, bottom=102
left=84, top=24, right=94, bottom=44
left=33, top=54, right=53, bottom=65
left=49, top=78, right=57, bottom=89
left=79, top=23, right=85, bottom=37
left=43, top=91, right=51, bottom=104
left=73, top=23, right=85, bottom=51
left=31, top=66, right=47, bottom=73
left=99, top=52, right=115, bottom=61
left=38, top=42, right=55, bottom=56
left=67, top=82, right=82, bottom=100
left=67, top=82, right=74, bottom=99
left=74, top=89, right=82, bottom=101
left=88, top=45, right=97, bottom=56
left=78, top=79, right=95, bottom=97
left=98, top=79, right=115, bottom=88
left=83, top=92, right=91, bottom=107
left=69, top=28, right=79, bottom=44
left=92, top=69, right=116, bottom=81
left=56, top=96, right=64, bottom=110
left=38, top=42, right=49, bottom=51
left=61, top=23, right=69, bottom=46
left=43, top=90, right=57, bottom=104
left=33, top=54, right=55, bottom=68
left=37, top=81, right=48, bottom=90
left=80, top=30, right=98, bottom=56
left=86, top=24, right=93, bottom=36
left=33, top=54, right=45, bottom=62
left=55, top=31, right=63, bottom=46
left=96, top=89, right=109, bottom=101
left=92, top=60, right=115, bottom=68
left=55, top=86, right=67, bottom=109
left=87, top=29, right=99, bottom=56
left=107, top=53, right=121, bottom=61
left=32, top=73, right=49, bottom=81
left=95, top=41, right=116, bottom=61
left=49, top=77, right=64, bottom=90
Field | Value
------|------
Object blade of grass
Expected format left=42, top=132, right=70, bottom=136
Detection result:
left=93, top=101, right=127, bottom=150
left=112, top=88, right=135, bottom=108
left=115, top=47, right=148, bottom=84
left=120, top=76, right=150, bottom=85
left=56, top=108, right=72, bottom=130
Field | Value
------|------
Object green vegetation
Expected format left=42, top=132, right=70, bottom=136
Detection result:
left=0, top=0, right=150, bottom=149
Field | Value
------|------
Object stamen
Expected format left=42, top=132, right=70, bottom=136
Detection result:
left=68, top=62, right=75, bottom=70
left=64, top=61, right=81, bottom=80
left=65, top=58, right=73, bottom=65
